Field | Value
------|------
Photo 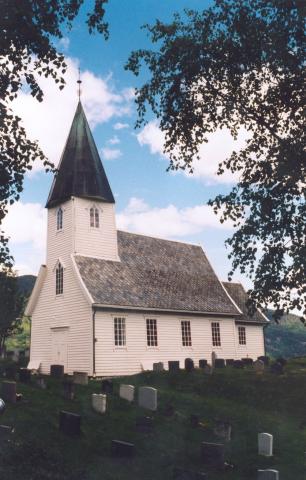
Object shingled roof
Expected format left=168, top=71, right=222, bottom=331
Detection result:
left=75, top=231, right=241, bottom=315
left=222, top=282, right=268, bottom=324
left=46, top=101, right=115, bottom=208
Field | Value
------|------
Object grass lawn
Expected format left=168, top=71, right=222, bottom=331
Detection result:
left=0, top=359, right=306, bottom=479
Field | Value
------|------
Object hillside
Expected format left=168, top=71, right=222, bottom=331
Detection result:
left=17, top=275, right=36, bottom=297
left=0, top=360, right=305, bottom=479
left=265, top=310, right=306, bottom=358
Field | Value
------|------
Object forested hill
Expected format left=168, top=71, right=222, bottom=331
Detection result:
left=17, top=275, right=36, bottom=297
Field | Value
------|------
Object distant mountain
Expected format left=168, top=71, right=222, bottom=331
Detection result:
left=265, top=309, right=306, bottom=358
left=17, top=275, right=36, bottom=297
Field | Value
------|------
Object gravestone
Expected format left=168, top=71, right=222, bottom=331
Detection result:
left=1, top=381, right=16, bottom=403
left=59, top=411, right=81, bottom=436
left=257, top=470, right=279, bottom=480
left=226, top=359, right=235, bottom=367
left=50, top=364, right=64, bottom=378
left=233, top=360, right=244, bottom=369
left=0, top=398, right=5, bottom=415
left=254, top=360, right=265, bottom=373
left=92, top=393, right=106, bottom=414
left=242, top=358, right=253, bottom=366
left=5, top=364, right=17, bottom=380
left=19, top=368, right=31, bottom=383
left=190, top=414, right=200, bottom=428
left=200, top=442, right=225, bottom=467
left=213, top=421, right=232, bottom=441
left=153, top=362, right=164, bottom=372
left=173, top=467, right=207, bottom=479
left=62, top=380, right=75, bottom=400
left=185, top=358, right=194, bottom=372
left=203, top=364, right=213, bottom=375
left=258, top=433, right=273, bottom=456
left=199, top=359, right=207, bottom=369
left=276, top=357, right=287, bottom=366
left=119, top=384, right=135, bottom=402
left=258, top=356, right=270, bottom=366
left=135, top=416, right=153, bottom=433
left=214, top=359, right=225, bottom=368
left=211, top=351, right=217, bottom=368
left=73, top=371, right=88, bottom=385
left=101, top=379, right=113, bottom=394
left=270, top=362, right=284, bottom=375
left=168, top=361, right=180, bottom=372
left=138, top=386, right=157, bottom=411
left=111, top=440, right=135, bottom=457
left=36, top=376, right=47, bottom=389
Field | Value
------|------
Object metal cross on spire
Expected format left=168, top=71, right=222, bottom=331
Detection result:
left=77, top=68, right=82, bottom=100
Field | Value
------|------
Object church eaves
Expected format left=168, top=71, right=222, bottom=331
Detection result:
left=46, top=101, right=115, bottom=208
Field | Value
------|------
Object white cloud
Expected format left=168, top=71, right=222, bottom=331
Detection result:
left=101, top=148, right=122, bottom=160
left=136, top=120, right=248, bottom=184
left=58, top=37, right=70, bottom=51
left=116, top=197, right=233, bottom=238
left=113, top=122, right=129, bottom=130
left=108, top=135, right=120, bottom=145
left=12, top=57, right=133, bottom=173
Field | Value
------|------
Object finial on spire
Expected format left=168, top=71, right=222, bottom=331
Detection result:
left=77, top=67, right=82, bottom=100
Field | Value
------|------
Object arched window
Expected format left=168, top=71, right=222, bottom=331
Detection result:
left=57, top=207, right=63, bottom=230
left=90, top=207, right=99, bottom=228
left=55, top=262, right=63, bottom=295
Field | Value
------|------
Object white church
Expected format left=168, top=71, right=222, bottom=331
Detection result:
left=25, top=100, right=268, bottom=376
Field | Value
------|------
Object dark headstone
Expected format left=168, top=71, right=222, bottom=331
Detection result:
left=163, top=403, right=175, bottom=417
left=214, top=359, right=225, bottom=368
left=276, top=357, right=287, bottom=366
left=135, top=416, right=153, bottom=433
left=101, top=379, right=113, bottom=394
left=111, top=440, right=135, bottom=457
left=226, top=359, right=235, bottom=367
left=185, top=358, right=194, bottom=372
left=214, top=421, right=232, bottom=441
left=5, top=364, right=17, bottom=380
left=59, top=410, right=81, bottom=436
left=19, top=368, right=31, bottom=383
left=241, top=358, right=253, bottom=366
left=63, top=380, right=75, bottom=400
left=190, top=414, right=200, bottom=428
left=233, top=360, right=244, bottom=369
left=50, top=364, right=64, bottom=378
left=153, top=362, right=164, bottom=372
left=173, top=467, right=207, bottom=479
left=270, top=362, right=284, bottom=375
left=1, top=381, right=16, bottom=403
left=199, top=359, right=208, bottom=369
left=0, top=399, right=5, bottom=415
left=200, top=442, right=225, bottom=467
left=168, top=361, right=180, bottom=372
left=258, top=356, right=270, bottom=366
left=36, top=376, right=47, bottom=389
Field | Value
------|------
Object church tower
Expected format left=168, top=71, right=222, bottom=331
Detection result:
left=45, top=101, right=119, bottom=267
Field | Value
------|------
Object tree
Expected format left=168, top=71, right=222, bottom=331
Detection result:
left=0, top=269, right=24, bottom=355
left=126, top=0, right=305, bottom=320
left=0, top=0, right=109, bottom=268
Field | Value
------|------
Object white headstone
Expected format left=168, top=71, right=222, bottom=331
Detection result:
left=257, top=469, right=279, bottom=480
left=258, top=433, right=273, bottom=456
left=92, top=394, right=106, bottom=414
left=27, top=360, right=41, bottom=371
left=119, top=384, right=135, bottom=402
left=211, top=351, right=217, bottom=368
left=138, top=386, right=157, bottom=411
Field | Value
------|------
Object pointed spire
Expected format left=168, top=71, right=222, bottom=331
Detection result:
left=46, top=101, right=115, bottom=208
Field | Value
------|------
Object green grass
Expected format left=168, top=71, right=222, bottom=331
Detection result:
left=1, top=360, right=306, bottom=479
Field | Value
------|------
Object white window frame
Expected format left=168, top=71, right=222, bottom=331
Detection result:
left=89, top=205, right=100, bottom=229
left=211, top=321, right=221, bottom=347
left=146, top=318, right=158, bottom=347
left=181, top=320, right=192, bottom=347
left=114, top=317, right=126, bottom=347
left=55, top=262, right=64, bottom=295
left=238, top=326, right=247, bottom=346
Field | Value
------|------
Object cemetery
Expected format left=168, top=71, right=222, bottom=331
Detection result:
left=0, top=357, right=305, bottom=479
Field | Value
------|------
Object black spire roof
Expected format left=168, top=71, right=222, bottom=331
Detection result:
left=46, top=101, right=115, bottom=208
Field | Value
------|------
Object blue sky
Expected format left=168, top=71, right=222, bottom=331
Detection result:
left=4, top=0, right=250, bottom=287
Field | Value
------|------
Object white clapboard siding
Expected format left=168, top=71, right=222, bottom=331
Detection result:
left=73, top=198, right=119, bottom=261
left=30, top=199, right=93, bottom=375
left=236, top=324, right=265, bottom=359
left=94, top=312, right=265, bottom=376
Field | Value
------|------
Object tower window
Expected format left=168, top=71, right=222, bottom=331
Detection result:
left=57, top=207, right=63, bottom=230
left=90, top=207, right=99, bottom=228
left=56, top=263, right=63, bottom=295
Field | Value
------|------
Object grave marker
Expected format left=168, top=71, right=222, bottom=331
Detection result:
left=1, top=381, right=16, bottom=403
left=135, top=416, right=153, bottom=433
left=168, top=361, right=180, bottom=372
left=200, top=442, right=225, bottom=467
left=213, top=421, right=232, bottom=441
left=73, top=371, right=88, bottom=385
left=19, top=368, right=31, bottom=383
left=242, top=358, right=253, bottom=366
left=59, top=411, right=81, bottom=436
left=62, top=380, right=75, bottom=400
left=211, top=351, right=217, bottom=368
left=257, top=470, right=279, bottom=480
left=254, top=360, right=265, bottom=373
left=50, top=364, right=64, bottom=378
left=226, top=359, right=235, bottom=367
left=111, top=440, right=135, bottom=457
left=258, top=433, right=273, bottom=456
left=185, top=358, right=194, bottom=372
left=101, top=379, right=113, bottom=394
left=153, top=362, right=164, bottom=372
left=199, top=359, right=207, bottom=369
left=214, top=359, right=225, bottom=368
left=119, top=384, right=135, bottom=402
left=92, top=394, right=106, bottom=414
left=138, top=386, right=157, bottom=411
